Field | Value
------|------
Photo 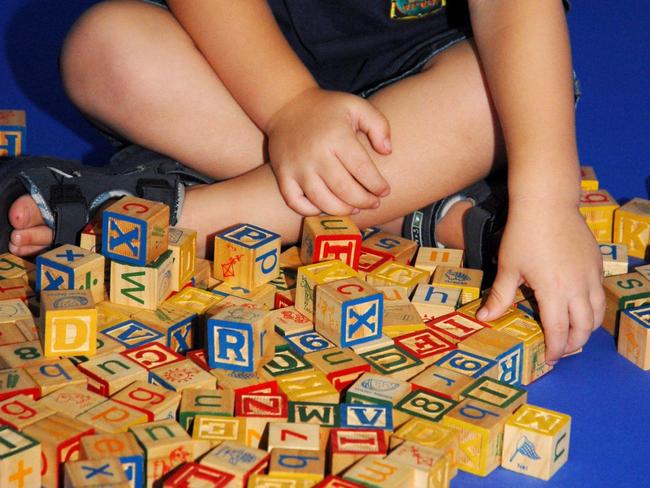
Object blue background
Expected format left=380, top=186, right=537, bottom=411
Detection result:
left=1, top=1, right=649, bottom=487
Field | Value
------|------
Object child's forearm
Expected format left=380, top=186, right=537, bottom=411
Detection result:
left=167, top=0, right=317, bottom=131
left=468, top=0, right=580, bottom=206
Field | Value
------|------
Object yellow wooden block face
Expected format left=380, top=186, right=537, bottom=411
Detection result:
left=40, top=290, right=97, bottom=358
left=0, top=426, right=41, bottom=488
left=96, top=302, right=131, bottom=330
left=362, top=231, right=418, bottom=264
left=613, top=197, right=650, bottom=259
left=367, top=261, right=430, bottom=295
left=432, top=266, right=483, bottom=304
left=344, top=457, right=412, bottom=486
left=580, top=165, right=599, bottom=191
left=277, top=370, right=339, bottom=404
left=168, top=227, right=197, bottom=291
left=579, top=189, right=619, bottom=242
left=110, top=250, right=173, bottom=310
left=192, top=415, right=246, bottom=444
left=295, top=261, right=357, bottom=319
left=502, top=404, right=571, bottom=480
left=617, top=305, right=650, bottom=370
left=166, top=286, right=221, bottom=315
left=414, top=246, right=464, bottom=273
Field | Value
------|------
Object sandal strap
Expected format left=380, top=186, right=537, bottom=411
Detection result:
left=50, top=184, right=89, bottom=247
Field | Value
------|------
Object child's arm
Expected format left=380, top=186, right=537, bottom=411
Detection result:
left=167, top=0, right=391, bottom=215
left=468, top=0, right=606, bottom=363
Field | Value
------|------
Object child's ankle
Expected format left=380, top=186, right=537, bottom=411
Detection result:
left=434, top=200, right=473, bottom=248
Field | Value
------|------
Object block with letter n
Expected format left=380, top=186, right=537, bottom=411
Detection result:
left=0, top=110, right=26, bottom=157
left=501, top=404, right=571, bottom=481
left=207, top=306, right=274, bottom=372
left=36, top=244, right=105, bottom=303
left=315, top=277, right=383, bottom=347
left=102, top=196, right=170, bottom=266
left=213, top=223, right=281, bottom=289
left=77, top=352, right=148, bottom=396
left=300, top=216, right=362, bottom=269
left=39, top=289, right=97, bottom=358
left=110, top=250, right=173, bottom=310
left=617, top=304, right=650, bottom=370
left=0, top=426, right=41, bottom=488
left=613, top=197, right=650, bottom=259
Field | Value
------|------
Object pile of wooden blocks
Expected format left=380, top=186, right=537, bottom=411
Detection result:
left=0, top=163, right=646, bottom=487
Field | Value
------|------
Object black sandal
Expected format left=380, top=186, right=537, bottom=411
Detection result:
left=0, top=145, right=214, bottom=253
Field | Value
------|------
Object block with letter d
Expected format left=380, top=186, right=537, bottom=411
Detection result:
left=207, top=306, right=274, bottom=372
left=39, top=289, right=97, bottom=358
left=102, top=196, right=170, bottom=266
left=300, top=216, right=362, bottom=269
left=315, top=277, right=383, bottom=347
left=213, top=223, right=281, bottom=289
left=35, top=244, right=105, bottom=303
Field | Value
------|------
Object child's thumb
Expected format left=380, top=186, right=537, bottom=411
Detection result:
left=355, top=102, right=392, bottom=154
left=476, top=269, right=520, bottom=322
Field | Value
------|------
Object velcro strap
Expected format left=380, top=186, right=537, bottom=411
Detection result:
left=137, top=178, right=175, bottom=209
left=51, top=184, right=89, bottom=247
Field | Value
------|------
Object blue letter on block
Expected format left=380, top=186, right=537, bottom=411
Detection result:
left=207, top=319, right=253, bottom=371
left=341, top=295, right=383, bottom=347
left=286, top=331, right=334, bottom=356
left=497, top=343, right=524, bottom=386
left=340, top=403, right=393, bottom=430
left=35, top=258, right=74, bottom=292
left=219, top=224, right=280, bottom=249
left=102, top=212, right=147, bottom=266
left=102, top=320, right=164, bottom=349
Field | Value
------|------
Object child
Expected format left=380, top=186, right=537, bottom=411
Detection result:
left=6, top=0, right=604, bottom=365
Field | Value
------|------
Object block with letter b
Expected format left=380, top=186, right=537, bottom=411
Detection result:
left=35, top=244, right=105, bottom=302
left=39, top=289, right=97, bottom=358
left=315, top=277, right=383, bottom=347
left=102, top=196, right=170, bottom=266
left=599, top=242, right=628, bottom=277
left=300, top=216, right=362, bottom=269
left=0, top=110, right=26, bottom=157
left=213, top=223, right=281, bottom=289
left=613, top=197, right=650, bottom=259
left=207, top=306, right=274, bottom=372
left=501, top=404, right=571, bottom=480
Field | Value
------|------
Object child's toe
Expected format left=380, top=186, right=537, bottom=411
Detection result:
left=9, top=195, right=45, bottom=230
left=11, top=225, right=53, bottom=248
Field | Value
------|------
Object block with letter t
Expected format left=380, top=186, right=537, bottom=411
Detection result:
left=102, top=196, right=170, bottom=266
left=300, top=216, right=362, bottom=269
left=315, top=277, right=383, bottom=347
left=213, top=223, right=281, bottom=289
left=35, top=244, right=105, bottom=303
left=39, top=289, right=97, bottom=358
left=207, top=305, right=274, bottom=373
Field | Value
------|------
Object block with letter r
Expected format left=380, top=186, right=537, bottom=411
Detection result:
left=213, top=223, right=281, bottom=289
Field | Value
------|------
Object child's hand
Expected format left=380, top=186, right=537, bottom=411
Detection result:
left=477, top=201, right=606, bottom=364
left=265, top=88, right=392, bottom=216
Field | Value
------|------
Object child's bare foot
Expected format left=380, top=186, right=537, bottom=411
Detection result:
left=8, top=195, right=53, bottom=257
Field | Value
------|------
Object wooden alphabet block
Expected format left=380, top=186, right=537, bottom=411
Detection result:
left=617, top=304, right=650, bottom=370
left=102, top=319, right=164, bottom=351
left=426, top=312, right=489, bottom=344
left=0, top=278, right=30, bottom=302
left=578, top=189, right=619, bottom=243
left=178, top=388, right=233, bottom=430
left=431, top=266, right=482, bottom=305
left=287, top=402, right=340, bottom=427
left=199, top=441, right=269, bottom=486
left=0, top=394, right=54, bottom=430
left=209, top=368, right=275, bottom=396
left=150, top=359, right=216, bottom=392
left=267, top=307, right=313, bottom=337
left=636, top=264, right=650, bottom=282
left=410, top=365, right=474, bottom=401
left=191, top=257, right=212, bottom=289
left=0, top=341, right=54, bottom=370
left=268, top=448, right=325, bottom=482
left=102, top=196, right=169, bottom=266
left=361, top=231, right=417, bottom=264
left=295, top=260, right=358, bottom=319
left=356, top=247, right=395, bottom=278
left=375, top=285, right=410, bottom=304
left=304, top=348, right=371, bottom=391
left=461, top=376, right=528, bottom=414
left=79, top=218, right=102, bottom=253
left=263, top=344, right=313, bottom=378
left=395, top=389, right=457, bottom=424
left=315, top=277, right=383, bottom=347
left=267, top=422, right=321, bottom=451
left=602, top=272, right=650, bottom=335
left=211, top=282, right=275, bottom=310
left=343, top=457, right=412, bottom=487
left=300, top=216, right=362, bottom=269
left=207, top=306, right=273, bottom=372
left=613, top=197, right=650, bottom=259
left=63, top=457, right=129, bottom=487
left=119, top=342, right=184, bottom=373
left=360, top=344, right=426, bottom=381
left=345, top=373, right=410, bottom=406
left=0, top=322, right=29, bottom=347
left=340, top=403, right=393, bottom=431
left=35, top=245, right=105, bottom=302
left=235, top=391, right=288, bottom=419
left=0, top=425, right=41, bottom=488
left=38, top=385, right=105, bottom=419
left=132, top=303, right=196, bottom=352
left=191, top=415, right=246, bottom=445
left=0, top=298, right=33, bottom=326
left=434, top=348, right=498, bottom=381
left=162, top=462, right=234, bottom=487
left=129, top=420, right=194, bottom=487
left=458, top=328, right=525, bottom=386
left=112, top=381, right=181, bottom=421
left=80, top=432, right=144, bottom=488
left=0, top=253, right=34, bottom=284
left=24, top=360, right=87, bottom=396
left=110, top=250, right=173, bottom=310
left=501, top=404, right=571, bottom=480
left=329, top=428, right=386, bottom=475
left=350, top=335, right=394, bottom=355
left=77, top=398, right=148, bottom=435
left=366, top=261, right=429, bottom=296
left=599, top=243, right=628, bottom=277
left=277, top=370, right=339, bottom=404
left=167, top=227, right=196, bottom=291
left=285, top=330, right=335, bottom=356
left=22, top=414, right=94, bottom=487
left=39, top=289, right=97, bottom=357
left=213, top=223, right=281, bottom=289
left=165, top=287, right=222, bottom=315
left=580, top=165, right=599, bottom=191
left=440, top=399, right=510, bottom=476
left=393, top=329, right=455, bottom=364
left=381, top=303, right=426, bottom=338
left=411, top=284, right=461, bottom=321
left=414, top=247, right=464, bottom=274
left=0, top=110, right=26, bottom=158
left=77, top=352, right=148, bottom=396
left=386, top=441, right=452, bottom=488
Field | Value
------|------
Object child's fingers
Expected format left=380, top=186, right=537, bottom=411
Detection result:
left=336, top=142, right=390, bottom=198
left=302, top=175, right=357, bottom=216
left=278, top=177, right=322, bottom=216
left=565, top=295, right=595, bottom=354
left=322, top=157, right=380, bottom=209
left=354, top=101, right=392, bottom=156
left=537, top=296, right=570, bottom=365
left=476, top=267, right=520, bottom=321
left=590, top=282, right=606, bottom=330
left=8, top=242, right=49, bottom=257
